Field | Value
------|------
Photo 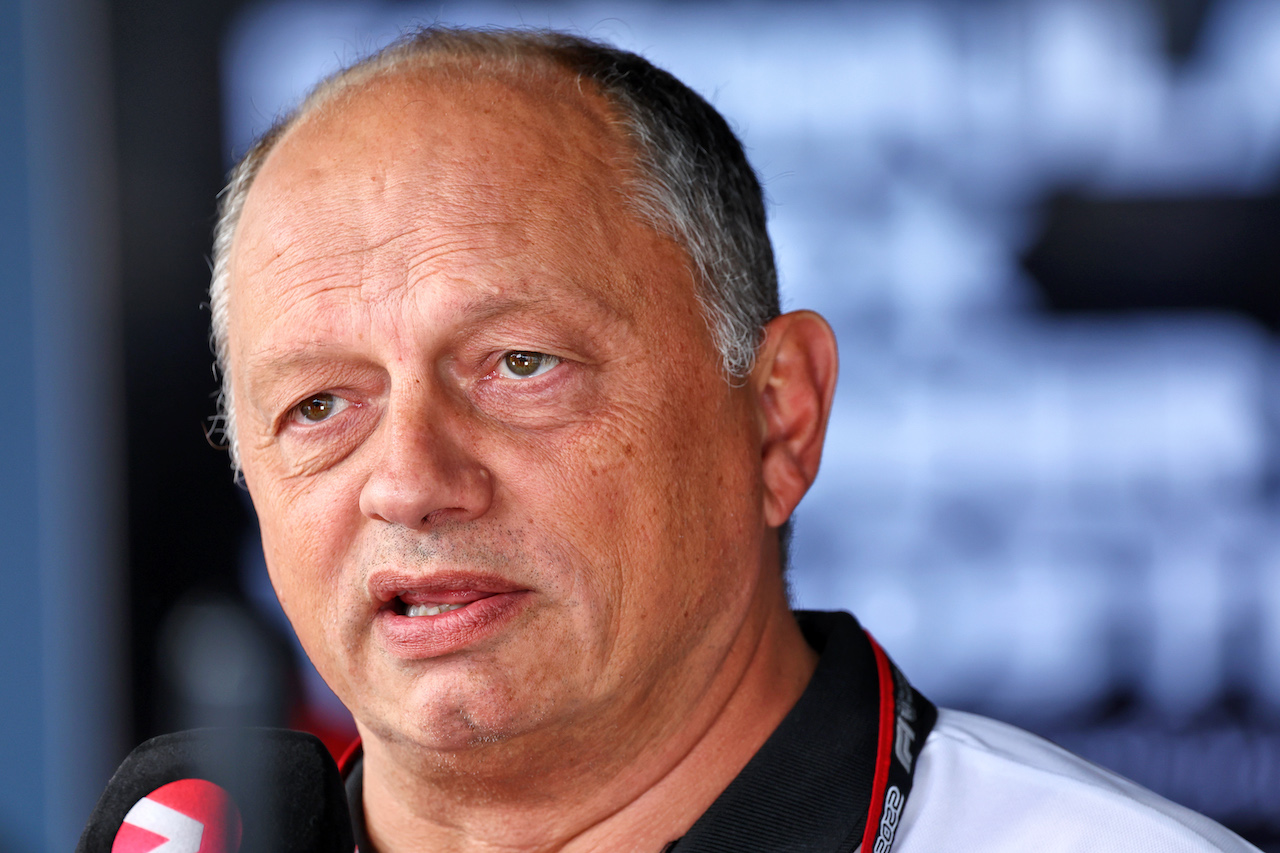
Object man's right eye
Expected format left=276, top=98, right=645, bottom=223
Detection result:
left=293, top=393, right=348, bottom=423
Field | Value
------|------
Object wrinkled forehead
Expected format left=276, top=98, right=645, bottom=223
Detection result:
left=222, top=65, right=714, bottom=377
left=227, top=66, right=667, bottom=309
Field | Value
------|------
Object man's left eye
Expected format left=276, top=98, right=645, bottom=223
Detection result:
left=497, top=351, right=560, bottom=379
left=291, top=392, right=349, bottom=423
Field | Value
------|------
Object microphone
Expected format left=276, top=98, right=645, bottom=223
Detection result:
left=76, top=728, right=354, bottom=853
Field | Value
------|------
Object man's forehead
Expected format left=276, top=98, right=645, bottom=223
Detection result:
left=255, top=66, right=630, bottom=201
left=225, top=62, right=701, bottom=358
left=230, top=66, right=654, bottom=289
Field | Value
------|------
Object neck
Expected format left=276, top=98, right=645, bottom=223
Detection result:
left=358, top=586, right=817, bottom=852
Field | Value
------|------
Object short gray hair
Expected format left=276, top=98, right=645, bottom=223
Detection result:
left=209, top=27, right=780, bottom=470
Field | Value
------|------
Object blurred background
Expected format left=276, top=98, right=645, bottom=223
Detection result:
left=5, top=0, right=1280, bottom=849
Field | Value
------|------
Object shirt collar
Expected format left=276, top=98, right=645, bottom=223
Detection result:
left=666, top=611, right=884, bottom=852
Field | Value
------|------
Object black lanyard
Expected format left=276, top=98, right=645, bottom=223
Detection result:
left=665, top=612, right=936, bottom=853
left=860, top=632, right=934, bottom=853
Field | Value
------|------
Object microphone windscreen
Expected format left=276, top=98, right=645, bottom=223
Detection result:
left=76, top=728, right=354, bottom=853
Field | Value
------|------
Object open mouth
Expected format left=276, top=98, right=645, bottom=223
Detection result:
left=373, top=585, right=530, bottom=657
left=399, top=600, right=467, bottom=617
left=387, top=591, right=502, bottom=618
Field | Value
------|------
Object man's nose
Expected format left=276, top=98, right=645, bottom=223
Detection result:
left=358, top=395, right=494, bottom=529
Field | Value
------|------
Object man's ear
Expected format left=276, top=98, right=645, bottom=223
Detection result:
left=751, top=310, right=839, bottom=528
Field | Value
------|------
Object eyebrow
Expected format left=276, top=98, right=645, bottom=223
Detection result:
left=242, top=345, right=352, bottom=379
left=238, top=344, right=375, bottom=413
left=453, top=282, right=635, bottom=329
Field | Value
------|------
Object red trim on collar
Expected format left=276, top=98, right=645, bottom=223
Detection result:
left=859, top=632, right=896, bottom=853
left=338, top=737, right=363, bottom=776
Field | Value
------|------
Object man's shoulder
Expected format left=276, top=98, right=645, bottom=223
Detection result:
left=893, top=708, right=1260, bottom=852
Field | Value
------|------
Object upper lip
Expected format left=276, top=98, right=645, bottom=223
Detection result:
left=367, top=570, right=528, bottom=608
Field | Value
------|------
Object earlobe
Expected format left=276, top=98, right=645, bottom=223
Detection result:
left=753, top=311, right=839, bottom=528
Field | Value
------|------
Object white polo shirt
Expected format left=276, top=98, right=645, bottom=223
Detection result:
left=893, top=709, right=1260, bottom=852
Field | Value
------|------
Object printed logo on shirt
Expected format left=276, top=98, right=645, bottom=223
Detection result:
left=873, top=784, right=904, bottom=853
left=895, top=676, right=916, bottom=724
left=894, top=716, right=916, bottom=772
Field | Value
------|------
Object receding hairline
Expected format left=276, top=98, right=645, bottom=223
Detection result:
left=227, top=51, right=674, bottom=294
left=260, top=43, right=645, bottom=184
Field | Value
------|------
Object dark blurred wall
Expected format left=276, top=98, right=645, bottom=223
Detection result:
left=0, top=4, right=45, bottom=849
left=109, top=0, right=264, bottom=743
left=0, top=0, right=127, bottom=848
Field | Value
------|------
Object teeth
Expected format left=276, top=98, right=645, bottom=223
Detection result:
left=405, top=602, right=466, bottom=617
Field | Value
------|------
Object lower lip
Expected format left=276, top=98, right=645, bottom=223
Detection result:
left=374, top=591, right=531, bottom=659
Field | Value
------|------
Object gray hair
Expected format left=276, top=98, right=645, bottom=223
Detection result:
left=209, top=27, right=780, bottom=470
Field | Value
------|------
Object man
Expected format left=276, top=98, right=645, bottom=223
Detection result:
left=210, top=27, right=1258, bottom=852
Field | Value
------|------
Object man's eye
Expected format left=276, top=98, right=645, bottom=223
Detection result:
left=292, top=393, right=348, bottom=423
left=497, top=351, right=560, bottom=379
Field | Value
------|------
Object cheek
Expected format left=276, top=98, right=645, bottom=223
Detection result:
left=535, top=387, right=758, bottom=599
left=255, top=494, right=362, bottom=692
left=247, top=467, right=362, bottom=615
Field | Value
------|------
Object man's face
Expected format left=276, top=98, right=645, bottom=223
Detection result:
left=227, top=72, right=774, bottom=770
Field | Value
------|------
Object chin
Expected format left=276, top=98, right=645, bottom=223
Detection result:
left=368, top=672, right=551, bottom=756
